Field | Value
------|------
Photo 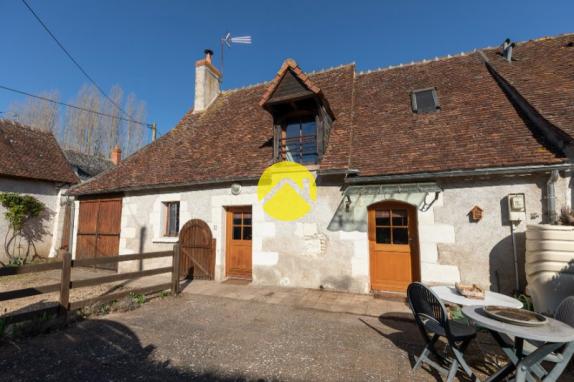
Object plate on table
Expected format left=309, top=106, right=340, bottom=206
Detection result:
left=483, top=306, right=547, bottom=326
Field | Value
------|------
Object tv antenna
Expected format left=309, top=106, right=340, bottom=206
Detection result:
left=220, top=32, right=252, bottom=81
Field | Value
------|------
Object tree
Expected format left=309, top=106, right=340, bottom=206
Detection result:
left=5, top=84, right=149, bottom=159
left=0, top=193, right=46, bottom=266
left=5, top=90, right=60, bottom=133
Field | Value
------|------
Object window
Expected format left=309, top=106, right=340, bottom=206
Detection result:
left=164, top=202, right=180, bottom=237
left=374, top=208, right=409, bottom=245
left=281, top=117, right=318, bottom=164
left=411, top=88, right=440, bottom=114
left=232, top=210, right=252, bottom=240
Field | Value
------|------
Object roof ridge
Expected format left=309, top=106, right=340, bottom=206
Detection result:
left=222, top=62, right=356, bottom=94
left=357, top=33, right=574, bottom=76
left=357, top=49, right=482, bottom=75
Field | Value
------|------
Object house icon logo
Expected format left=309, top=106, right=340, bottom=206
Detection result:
left=257, top=161, right=317, bottom=221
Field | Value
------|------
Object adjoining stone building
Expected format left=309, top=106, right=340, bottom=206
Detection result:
left=68, top=34, right=574, bottom=295
left=0, top=120, right=78, bottom=264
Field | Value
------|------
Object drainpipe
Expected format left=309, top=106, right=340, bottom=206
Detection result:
left=547, top=170, right=560, bottom=223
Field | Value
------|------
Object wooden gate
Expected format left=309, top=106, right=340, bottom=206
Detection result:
left=76, top=197, right=122, bottom=271
left=178, top=219, right=215, bottom=280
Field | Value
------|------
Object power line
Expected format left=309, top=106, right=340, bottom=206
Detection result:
left=0, top=84, right=152, bottom=128
left=20, top=0, right=132, bottom=119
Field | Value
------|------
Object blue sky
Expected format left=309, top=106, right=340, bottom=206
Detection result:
left=1, top=1, right=572, bottom=138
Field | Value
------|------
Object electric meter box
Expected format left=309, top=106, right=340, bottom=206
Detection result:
left=507, top=193, right=526, bottom=222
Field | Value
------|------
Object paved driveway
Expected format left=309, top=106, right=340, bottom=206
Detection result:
left=1, top=285, right=572, bottom=381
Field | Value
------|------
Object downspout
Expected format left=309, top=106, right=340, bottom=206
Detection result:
left=547, top=170, right=560, bottom=223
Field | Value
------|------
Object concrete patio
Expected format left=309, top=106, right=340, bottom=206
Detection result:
left=179, top=279, right=410, bottom=318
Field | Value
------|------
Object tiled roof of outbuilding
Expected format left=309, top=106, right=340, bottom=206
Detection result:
left=0, top=120, right=78, bottom=184
left=69, top=34, right=572, bottom=195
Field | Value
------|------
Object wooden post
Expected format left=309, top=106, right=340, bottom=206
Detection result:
left=171, top=244, right=181, bottom=295
left=60, top=252, right=72, bottom=315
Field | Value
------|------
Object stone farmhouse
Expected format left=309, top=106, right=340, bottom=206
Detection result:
left=68, top=34, right=574, bottom=295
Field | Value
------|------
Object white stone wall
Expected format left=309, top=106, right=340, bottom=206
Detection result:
left=0, top=177, right=63, bottom=264
left=434, top=174, right=569, bottom=294
left=104, top=172, right=565, bottom=294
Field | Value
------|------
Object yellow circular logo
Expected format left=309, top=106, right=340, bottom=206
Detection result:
left=257, top=161, right=317, bottom=221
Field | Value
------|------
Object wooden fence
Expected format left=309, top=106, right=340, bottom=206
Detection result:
left=0, top=248, right=181, bottom=326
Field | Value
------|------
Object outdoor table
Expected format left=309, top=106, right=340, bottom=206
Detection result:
left=431, top=286, right=523, bottom=309
left=462, top=305, right=574, bottom=382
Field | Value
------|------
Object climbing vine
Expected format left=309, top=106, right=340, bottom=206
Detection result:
left=0, top=192, right=45, bottom=266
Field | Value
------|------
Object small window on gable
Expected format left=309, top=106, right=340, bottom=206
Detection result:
left=164, top=201, right=180, bottom=237
left=411, top=88, right=440, bottom=114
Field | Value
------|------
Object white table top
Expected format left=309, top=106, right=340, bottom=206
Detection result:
left=462, top=305, right=574, bottom=343
left=431, top=286, right=523, bottom=309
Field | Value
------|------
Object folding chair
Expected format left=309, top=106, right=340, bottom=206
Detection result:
left=518, top=296, right=574, bottom=381
left=407, top=282, right=480, bottom=382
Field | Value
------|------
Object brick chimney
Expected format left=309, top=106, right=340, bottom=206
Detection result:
left=111, top=145, right=122, bottom=165
left=194, top=49, right=221, bottom=113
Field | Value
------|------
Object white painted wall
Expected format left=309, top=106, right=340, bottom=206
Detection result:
left=0, top=177, right=63, bottom=264
left=101, top=172, right=566, bottom=294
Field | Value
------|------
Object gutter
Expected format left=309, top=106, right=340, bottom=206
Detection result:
left=317, top=168, right=360, bottom=176
left=546, top=170, right=560, bottom=223
left=68, top=175, right=261, bottom=197
left=69, top=168, right=362, bottom=197
left=346, top=163, right=573, bottom=184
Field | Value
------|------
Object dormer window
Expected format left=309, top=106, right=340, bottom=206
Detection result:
left=411, top=88, right=440, bottom=114
left=282, top=116, right=318, bottom=164
left=259, top=59, right=336, bottom=166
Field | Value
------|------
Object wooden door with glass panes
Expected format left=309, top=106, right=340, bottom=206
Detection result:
left=225, top=206, right=252, bottom=279
left=368, top=202, right=419, bottom=292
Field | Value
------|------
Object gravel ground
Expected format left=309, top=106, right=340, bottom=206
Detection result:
left=3, top=292, right=570, bottom=382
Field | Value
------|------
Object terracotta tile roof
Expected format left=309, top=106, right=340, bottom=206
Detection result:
left=259, top=59, right=323, bottom=106
left=69, top=35, right=572, bottom=195
left=348, top=52, right=564, bottom=177
left=69, top=65, right=356, bottom=195
left=0, top=120, right=78, bottom=184
left=483, top=34, right=574, bottom=139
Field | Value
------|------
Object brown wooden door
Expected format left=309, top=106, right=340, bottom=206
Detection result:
left=178, top=219, right=215, bottom=280
left=76, top=197, right=122, bottom=270
left=368, top=201, right=419, bottom=292
left=225, top=206, right=252, bottom=280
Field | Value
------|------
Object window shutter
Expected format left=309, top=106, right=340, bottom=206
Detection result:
left=273, top=123, right=280, bottom=161
left=411, top=92, right=418, bottom=112
left=431, top=88, right=440, bottom=109
left=316, top=113, right=324, bottom=159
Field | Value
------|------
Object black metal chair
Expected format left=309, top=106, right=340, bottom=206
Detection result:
left=407, top=282, right=480, bottom=382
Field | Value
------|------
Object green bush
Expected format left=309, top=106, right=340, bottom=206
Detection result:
left=0, top=193, right=45, bottom=232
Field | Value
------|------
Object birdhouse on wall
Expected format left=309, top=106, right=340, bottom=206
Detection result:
left=469, top=206, right=484, bottom=222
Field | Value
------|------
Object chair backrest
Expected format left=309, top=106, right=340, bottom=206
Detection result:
left=407, top=282, right=449, bottom=330
left=554, top=296, right=574, bottom=328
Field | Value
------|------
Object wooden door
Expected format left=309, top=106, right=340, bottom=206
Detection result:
left=76, top=197, right=122, bottom=270
left=178, top=219, right=215, bottom=280
left=368, top=201, right=419, bottom=292
left=225, top=207, right=252, bottom=280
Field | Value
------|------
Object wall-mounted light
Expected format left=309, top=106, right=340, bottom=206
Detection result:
left=345, top=195, right=352, bottom=212
left=231, top=183, right=241, bottom=195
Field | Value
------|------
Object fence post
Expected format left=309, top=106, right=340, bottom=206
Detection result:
left=59, top=252, right=72, bottom=316
left=171, top=244, right=181, bottom=295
